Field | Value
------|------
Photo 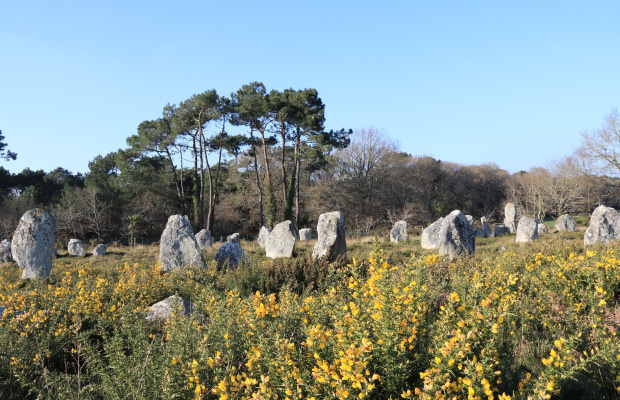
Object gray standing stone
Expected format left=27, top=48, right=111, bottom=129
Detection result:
left=195, top=229, right=213, bottom=249
left=481, top=217, right=494, bottom=238
left=265, top=220, right=296, bottom=258
left=68, top=239, right=86, bottom=257
left=390, top=220, right=409, bottom=242
left=555, top=214, right=576, bottom=232
left=0, top=240, right=12, bottom=264
left=475, top=228, right=486, bottom=238
left=504, top=203, right=518, bottom=234
left=298, top=228, right=312, bottom=241
left=516, top=217, right=539, bottom=243
left=215, top=242, right=250, bottom=271
left=584, top=205, right=620, bottom=245
left=494, top=224, right=507, bottom=237
left=438, top=210, right=475, bottom=260
left=538, top=223, right=549, bottom=234
left=11, top=208, right=55, bottom=279
left=146, top=295, right=195, bottom=322
left=465, top=215, right=475, bottom=228
left=312, top=211, right=346, bottom=261
left=159, top=214, right=206, bottom=273
left=227, top=233, right=241, bottom=244
left=257, top=226, right=271, bottom=248
left=421, top=218, right=444, bottom=249
left=93, top=244, right=108, bottom=256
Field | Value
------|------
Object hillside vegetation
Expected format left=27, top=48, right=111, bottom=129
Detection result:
left=1, top=231, right=620, bottom=399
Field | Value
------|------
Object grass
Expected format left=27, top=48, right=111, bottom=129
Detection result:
left=1, top=224, right=619, bottom=399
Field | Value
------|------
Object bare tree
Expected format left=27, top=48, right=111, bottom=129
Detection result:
left=577, top=108, right=620, bottom=176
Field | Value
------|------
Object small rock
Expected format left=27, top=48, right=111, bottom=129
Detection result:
left=481, top=217, right=494, bottom=237
left=298, top=228, right=312, bottom=241
left=12, top=208, right=55, bottom=279
left=421, top=218, right=444, bottom=249
left=438, top=210, right=475, bottom=259
left=146, top=295, right=195, bottom=322
left=555, top=214, right=576, bottom=232
left=159, top=215, right=206, bottom=273
left=312, top=211, right=346, bottom=261
left=68, top=239, right=86, bottom=257
left=265, top=221, right=296, bottom=258
left=475, top=228, right=486, bottom=238
left=516, top=217, right=539, bottom=243
left=227, top=233, right=241, bottom=244
left=93, top=244, right=108, bottom=256
left=538, top=223, right=549, bottom=234
left=390, top=221, right=408, bottom=242
left=0, top=240, right=12, bottom=264
left=195, top=229, right=213, bottom=249
left=215, top=242, right=250, bottom=271
left=257, top=227, right=271, bottom=248
left=494, top=224, right=507, bottom=237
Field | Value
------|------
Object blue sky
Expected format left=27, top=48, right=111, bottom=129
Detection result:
left=1, top=1, right=618, bottom=175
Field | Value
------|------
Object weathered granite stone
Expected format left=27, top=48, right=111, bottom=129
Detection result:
left=299, top=228, right=312, bottom=241
left=159, top=214, right=206, bottom=273
left=145, top=295, right=195, bottom=322
left=93, top=244, right=108, bottom=256
left=555, top=214, right=576, bottom=232
left=481, top=217, right=494, bottom=238
left=312, top=211, right=346, bottom=261
left=195, top=229, right=212, bottom=249
left=494, top=224, right=507, bottom=237
left=257, top=226, right=271, bottom=248
left=68, top=239, right=86, bottom=257
left=11, top=208, right=55, bottom=279
left=584, top=205, right=620, bottom=245
left=438, top=210, right=475, bottom=260
left=504, top=203, right=518, bottom=234
left=538, top=223, right=549, bottom=234
left=215, top=242, right=250, bottom=270
left=266, top=221, right=296, bottom=258
left=390, top=221, right=408, bottom=242
left=465, top=215, right=475, bottom=228
left=516, top=217, right=539, bottom=243
left=227, top=233, right=241, bottom=244
left=475, top=228, right=486, bottom=238
left=421, top=218, right=444, bottom=250
left=0, top=240, right=12, bottom=264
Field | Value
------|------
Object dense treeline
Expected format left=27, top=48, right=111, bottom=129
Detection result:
left=0, top=88, right=618, bottom=246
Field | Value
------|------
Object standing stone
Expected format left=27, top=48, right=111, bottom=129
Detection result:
left=481, top=217, right=494, bottom=238
left=215, top=242, right=250, bottom=271
left=421, top=218, right=444, bottom=250
left=538, top=223, right=549, bottom=234
left=195, top=229, right=213, bottom=249
left=0, top=240, right=12, bottom=264
left=146, top=295, right=195, bottom=322
left=265, top=220, right=296, bottom=258
left=584, top=205, right=620, bottom=245
left=312, top=211, right=346, bottom=261
left=555, top=214, right=576, bottom=232
left=298, top=228, right=312, bottom=241
left=465, top=215, right=475, bottom=228
left=257, top=226, right=271, bottom=248
left=390, top=221, right=409, bottom=242
left=494, top=224, right=507, bottom=237
left=504, top=203, right=518, bottom=234
left=475, top=228, right=486, bottom=238
left=438, top=210, right=475, bottom=260
left=68, top=239, right=86, bottom=257
left=11, top=208, right=55, bottom=279
left=227, top=233, right=241, bottom=244
left=159, top=215, right=206, bottom=273
left=516, top=217, right=539, bottom=243
left=93, top=244, right=108, bottom=256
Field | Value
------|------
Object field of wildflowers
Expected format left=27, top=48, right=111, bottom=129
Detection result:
left=1, top=232, right=620, bottom=399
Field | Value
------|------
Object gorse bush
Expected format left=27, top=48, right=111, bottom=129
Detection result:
left=1, top=237, right=620, bottom=399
